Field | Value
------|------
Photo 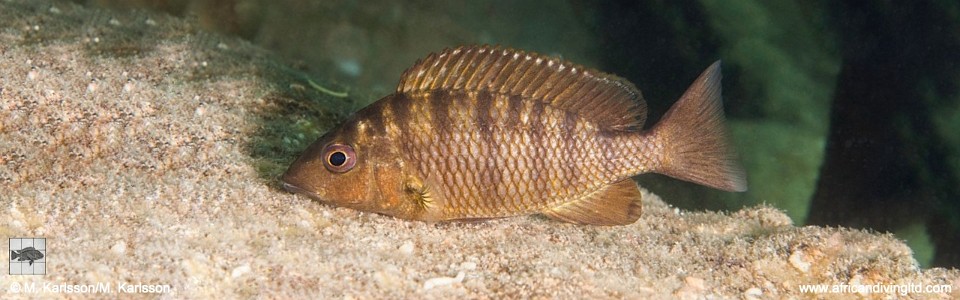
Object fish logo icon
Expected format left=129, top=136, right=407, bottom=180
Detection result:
left=11, top=247, right=44, bottom=265
left=9, top=238, right=46, bottom=275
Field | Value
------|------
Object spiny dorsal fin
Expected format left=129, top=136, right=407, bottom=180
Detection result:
left=397, top=45, right=647, bottom=131
left=542, top=179, right=643, bottom=225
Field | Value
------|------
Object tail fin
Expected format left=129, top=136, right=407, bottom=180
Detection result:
left=650, top=61, right=747, bottom=192
left=11, top=250, right=19, bottom=260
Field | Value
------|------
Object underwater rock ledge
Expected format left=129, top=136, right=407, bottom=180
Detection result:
left=1, top=1, right=957, bottom=298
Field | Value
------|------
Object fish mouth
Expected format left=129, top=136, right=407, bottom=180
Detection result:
left=281, top=178, right=376, bottom=214
left=281, top=181, right=326, bottom=203
left=281, top=181, right=306, bottom=194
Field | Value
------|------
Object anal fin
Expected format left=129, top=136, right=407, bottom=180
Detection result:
left=542, top=179, right=643, bottom=225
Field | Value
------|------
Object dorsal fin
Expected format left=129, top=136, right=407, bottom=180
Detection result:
left=397, top=45, right=648, bottom=131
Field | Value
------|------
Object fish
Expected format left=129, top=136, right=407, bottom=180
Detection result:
left=11, top=247, right=44, bottom=265
left=282, top=45, right=746, bottom=225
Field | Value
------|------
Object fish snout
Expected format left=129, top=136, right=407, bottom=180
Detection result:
left=279, top=166, right=306, bottom=193
left=279, top=172, right=328, bottom=203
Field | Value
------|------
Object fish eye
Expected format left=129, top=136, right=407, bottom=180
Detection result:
left=329, top=152, right=347, bottom=166
left=322, top=143, right=356, bottom=173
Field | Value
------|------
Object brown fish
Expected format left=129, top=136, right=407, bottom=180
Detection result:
left=282, top=45, right=746, bottom=225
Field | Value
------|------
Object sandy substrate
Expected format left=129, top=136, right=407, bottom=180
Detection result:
left=1, top=1, right=957, bottom=298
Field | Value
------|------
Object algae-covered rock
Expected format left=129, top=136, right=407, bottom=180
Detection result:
left=1, top=1, right=957, bottom=298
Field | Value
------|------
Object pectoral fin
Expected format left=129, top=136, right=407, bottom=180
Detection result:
left=542, top=179, right=643, bottom=225
left=404, top=176, right=433, bottom=210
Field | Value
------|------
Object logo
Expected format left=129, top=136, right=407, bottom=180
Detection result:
left=9, top=238, right=46, bottom=275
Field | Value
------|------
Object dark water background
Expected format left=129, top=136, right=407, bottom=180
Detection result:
left=76, top=0, right=960, bottom=268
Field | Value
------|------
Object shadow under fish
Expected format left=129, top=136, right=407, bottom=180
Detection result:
left=282, top=45, right=746, bottom=225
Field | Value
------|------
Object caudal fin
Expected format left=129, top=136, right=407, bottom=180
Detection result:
left=650, top=61, right=747, bottom=192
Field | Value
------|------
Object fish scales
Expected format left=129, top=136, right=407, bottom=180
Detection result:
left=441, top=89, right=607, bottom=218
left=282, top=45, right=747, bottom=225
left=372, top=89, right=607, bottom=218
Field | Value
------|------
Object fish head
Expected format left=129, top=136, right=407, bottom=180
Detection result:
left=281, top=101, right=414, bottom=217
